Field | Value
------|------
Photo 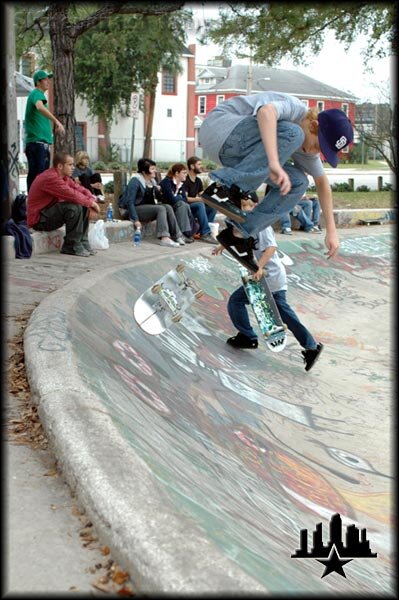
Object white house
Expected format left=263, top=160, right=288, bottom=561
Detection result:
left=17, top=45, right=197, bottom=166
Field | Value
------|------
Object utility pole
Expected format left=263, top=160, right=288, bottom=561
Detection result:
left=1, top=2, right=19, bottom=226
left=246, top=47, right=253, bottom=95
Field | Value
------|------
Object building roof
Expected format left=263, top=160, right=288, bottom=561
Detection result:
left=196, top=64, right=358, bottom=102
left=15, top=71, right=34, bottom=97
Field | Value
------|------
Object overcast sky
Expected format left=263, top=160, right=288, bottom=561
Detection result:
left=186, top=3, right=393, bottom=103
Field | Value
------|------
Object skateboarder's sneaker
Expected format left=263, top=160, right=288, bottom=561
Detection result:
left=227, top=332, right=258, bottom=349
left=216, top=225, right=259, bottom=273
left=302, top=343, right=324, bottom=371
left=202, top=182, right=247, bottom=223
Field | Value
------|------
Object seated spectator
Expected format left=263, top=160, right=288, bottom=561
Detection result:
left=160, top=163, right=196, bottom=243
left=280, top=195, right=321, bottom=235
left=27, top=151, right=101, bottom=257
left=73, top=151, right=105, bottom=203
left=183, top=156, right=218, bottom=245
left=119, top=158, right=184, bottom=247
left=302, top=192, right=322, bottom=231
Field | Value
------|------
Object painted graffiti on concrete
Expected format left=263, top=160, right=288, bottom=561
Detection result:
left=69, top=233, right=393, bottom=593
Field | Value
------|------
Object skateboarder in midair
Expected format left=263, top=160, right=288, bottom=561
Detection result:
left=200, top=91, right=354, bottom=272
left=213, top=193, right=323, bottom=371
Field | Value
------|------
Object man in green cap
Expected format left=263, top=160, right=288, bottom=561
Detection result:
left=24, top=70, right=65, bottom=190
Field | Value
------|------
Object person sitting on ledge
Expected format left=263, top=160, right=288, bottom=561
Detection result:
left=72, top=150, right=106, bottom=203
left=27, top=151, right=101, bottom=257
left=119, top=158, right=185, bottom=247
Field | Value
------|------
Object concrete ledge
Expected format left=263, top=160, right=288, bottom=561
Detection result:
left=3, top=209, right=395, bottom=259
left=322, top=207, right=396, bottom=227
left=4, top=220, right=157, bottom=260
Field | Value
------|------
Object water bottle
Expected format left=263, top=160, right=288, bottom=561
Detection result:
left=133, top=226, right=142, bottom=246
left=292, top=205, right=300, bottom=217
left=106, top=202, right=113, bottom=221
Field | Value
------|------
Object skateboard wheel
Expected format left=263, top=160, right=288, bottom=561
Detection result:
left=171, top=313, right=182, bottom=323
left=264, top=331, right=270, bottom=338
left=283, top=324, right=288, bottom=330
left=151, top=283, right=162, bottom=294
left=194, top=289, right=204, bottom=299
left=176, top=264, right=185, bottom=273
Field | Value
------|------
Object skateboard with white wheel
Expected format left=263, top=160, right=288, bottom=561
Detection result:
left=133, top=264, right=203, bottom=335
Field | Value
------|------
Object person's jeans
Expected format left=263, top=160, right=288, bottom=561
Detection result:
left=25, top=142, right=50, bottom=191
left=280, top=212, right=292, bottom=231
left=205, top=204, right=217, bottom=223
left=281, top=198, right=315, bottom=231
left=190, top=201, right=212, bottom=235
left=227, top=286, right=317, bottom=349
left=209, top=118, right=309, bottom=238
left=33, top=202, right=90, bottom=253
left=310, top=197, right=321, bottom=226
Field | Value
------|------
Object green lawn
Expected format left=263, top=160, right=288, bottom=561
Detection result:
left=332, top=191, right=394, bottom=209
left=334, top=160, right=390, bottom=170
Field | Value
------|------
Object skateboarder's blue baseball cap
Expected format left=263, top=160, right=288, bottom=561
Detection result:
left=317, top=109, right=354, bottom=168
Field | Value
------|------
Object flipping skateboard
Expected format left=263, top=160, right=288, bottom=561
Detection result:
left=134, top=264, right=203, bottom=335
left=222, top=253, right=287, bottom=352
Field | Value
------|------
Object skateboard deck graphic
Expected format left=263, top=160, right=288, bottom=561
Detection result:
left=240, top=266, right=287, bottom=352
left=134, top=264, right=203, bottom=335
left=222, top=253, right=287, bottom=352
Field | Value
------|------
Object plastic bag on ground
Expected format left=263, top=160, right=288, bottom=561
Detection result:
left=88, top=219, right=109, bottom=250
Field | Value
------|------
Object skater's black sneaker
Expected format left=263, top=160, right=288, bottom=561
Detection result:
left=302, top=343, right=324, bottom=372
left=202, top=182, right=247, bottom=223
left=217, top=225, right=259, bottom=273
left=227, top=332, right=258, bottom=349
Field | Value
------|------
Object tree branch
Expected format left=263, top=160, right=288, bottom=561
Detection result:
left=69, top=2, right=184, bottom=39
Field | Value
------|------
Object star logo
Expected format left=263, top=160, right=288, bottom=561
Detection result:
left=291, top=513, right=377, bottom=579
left=316, top=544, right=353, bottom=578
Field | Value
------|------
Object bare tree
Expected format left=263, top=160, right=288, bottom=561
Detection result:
left=356, top=84, right=397, bottom=177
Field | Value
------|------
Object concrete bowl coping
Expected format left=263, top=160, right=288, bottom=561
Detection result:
left=23, top=259, right=266, bottom=593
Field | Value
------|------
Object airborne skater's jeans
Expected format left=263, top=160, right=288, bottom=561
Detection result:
left=208, top=118, right=309, bottom=238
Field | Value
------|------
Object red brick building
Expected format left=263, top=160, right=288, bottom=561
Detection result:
left=195, top=63, right=357, bottom=162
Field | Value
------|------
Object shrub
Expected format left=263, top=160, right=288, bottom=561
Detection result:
left=93, top=161, right=107, bottom=171
left=382, top=183, right=393, bottom=191
left=108, top=162, right=124, bottom=170
left=356, top=185, right=370, bottom=192
left=104, top=181, right=114, bottom=193
left=331, top=182, right=353, bottom=192
left=202, top=160, right=219, bottom=170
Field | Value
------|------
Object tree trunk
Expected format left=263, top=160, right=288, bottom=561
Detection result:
left=48, top=4, right=76, bottom=156
left=143, top=85, right=157, bottom=159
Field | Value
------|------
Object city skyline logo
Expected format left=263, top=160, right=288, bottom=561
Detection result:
left=291, top=513, right=377, bottom=578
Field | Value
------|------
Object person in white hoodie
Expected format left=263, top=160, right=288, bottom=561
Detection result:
left=118, top=158, right=185, bottom=247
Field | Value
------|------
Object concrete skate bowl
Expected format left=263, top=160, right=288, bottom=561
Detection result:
left=25, top=232, right=394, bottom=594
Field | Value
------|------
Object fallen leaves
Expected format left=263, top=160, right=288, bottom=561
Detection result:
left=7, top=309, right=135, bottom=596
left=73, top=509, right=134, bottom=595
left=6, top=318, right=48, bottom=451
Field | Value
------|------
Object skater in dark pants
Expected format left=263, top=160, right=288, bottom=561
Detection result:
left=213, top=193, right=323, bottom=371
